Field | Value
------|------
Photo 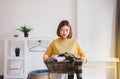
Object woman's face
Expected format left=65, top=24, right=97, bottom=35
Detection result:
left=60, top=25, right=70, bottom=39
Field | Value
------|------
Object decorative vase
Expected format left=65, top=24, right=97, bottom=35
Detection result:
left=24, top=32, right=29, bottom=37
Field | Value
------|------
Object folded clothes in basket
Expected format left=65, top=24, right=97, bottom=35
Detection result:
left=58, top=52, right=75, bottom=58
left=58, top=52, right=76, bottom=63
left=50, top=55, right=65, bottom=62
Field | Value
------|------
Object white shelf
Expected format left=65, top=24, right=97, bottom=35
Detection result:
left=4, top=38, right=28, bottom=79
left=87, top=58, right=119, bottom=62
left=83, top=58, right=119, bottom=69
left=6, top=74, right=25, bottom=78
left=7, top=56, right=25, bottom=60
left=5, top=37, right=52, bottom=41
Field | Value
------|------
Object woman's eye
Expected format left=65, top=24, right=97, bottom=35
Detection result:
left=60, top=29, right=64, bottom=31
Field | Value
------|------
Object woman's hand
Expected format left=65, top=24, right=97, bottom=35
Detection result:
left=43, top=55, right=50, bottom=62
left=82, top=57, right=88, bottom=63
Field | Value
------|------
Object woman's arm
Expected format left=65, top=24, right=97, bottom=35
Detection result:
left=43, top=42, right=53, bottom=61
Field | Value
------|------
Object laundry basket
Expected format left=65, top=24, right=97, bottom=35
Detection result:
left=44, top=60, right=69, bottom=73
left=29, top=70, right=50, bottom=79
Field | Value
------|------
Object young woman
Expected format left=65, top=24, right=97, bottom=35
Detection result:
left=43, top=20, right=87, bottom=79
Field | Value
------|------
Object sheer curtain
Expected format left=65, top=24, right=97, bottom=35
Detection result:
left=116, top=0, right=120, bottom=79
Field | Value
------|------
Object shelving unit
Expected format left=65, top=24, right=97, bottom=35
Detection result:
left=4, top=37, right=51, bottom=79
left=4, top=38, right=29, bottom=79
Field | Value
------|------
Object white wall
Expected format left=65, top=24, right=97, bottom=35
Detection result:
left=0, top=0, right=77, bottom=38
left=0, top=0, right=77, bottom=75
left=77, top=0, right=117, bottom=58
left=77, top=0, right=117, bottom=79
left=0, top=0, right=117, bottom=79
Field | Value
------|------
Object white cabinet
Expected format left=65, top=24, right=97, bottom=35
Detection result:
left=4, top=37, right=51, bottom=79
left=4, top=38, right=29, bottom=79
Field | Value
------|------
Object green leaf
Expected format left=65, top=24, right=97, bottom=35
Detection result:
left=16, top=25, right=33, bottom=33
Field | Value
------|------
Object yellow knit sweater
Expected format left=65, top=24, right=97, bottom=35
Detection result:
left=43, top=38, right=85, bottom=58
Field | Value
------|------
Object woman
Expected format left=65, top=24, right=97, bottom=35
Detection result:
left=43, top=20, right=87, bottom=79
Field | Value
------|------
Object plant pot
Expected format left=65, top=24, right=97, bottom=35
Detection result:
left=24, top=32, right=29, bottom=37
left=15, top=51, right=20, bottom=56
left=15, top=48, right=20, bottom=57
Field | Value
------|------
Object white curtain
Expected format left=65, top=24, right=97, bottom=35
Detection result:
left=116, top=0, right=120, bottom=79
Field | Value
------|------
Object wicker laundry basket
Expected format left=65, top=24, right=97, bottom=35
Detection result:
left=44, top=60, right=70, bottom=73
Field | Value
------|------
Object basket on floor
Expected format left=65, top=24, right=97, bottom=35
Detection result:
left=44, top=60, right=69, bottom=73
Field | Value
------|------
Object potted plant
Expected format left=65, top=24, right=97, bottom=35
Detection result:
left=17, top=25, right=33, bottom=37
left=15, top=47, right=20, bottom=56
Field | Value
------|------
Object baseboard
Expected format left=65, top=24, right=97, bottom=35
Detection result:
left=0, top=75, right=3, bottom=79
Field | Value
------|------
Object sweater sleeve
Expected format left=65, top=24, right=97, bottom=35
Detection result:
left=43, top=41, right=54, bottom=58
left=77, top=47, right=86, bottom=58
left=76, top=40, right=86, bottom=58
